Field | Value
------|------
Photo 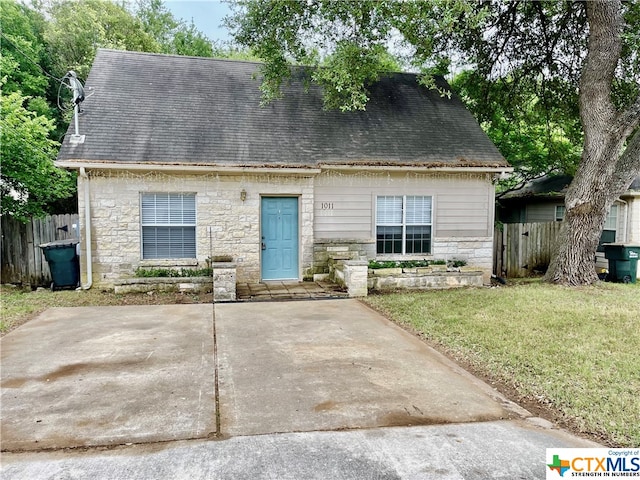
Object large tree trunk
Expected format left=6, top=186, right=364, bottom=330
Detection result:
left=544, top=0, right=640, bottom=285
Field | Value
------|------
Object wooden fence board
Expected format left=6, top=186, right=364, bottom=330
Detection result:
left=493, top=222, right=563, bottom=278
left=1, top=214, right=79, bottom=287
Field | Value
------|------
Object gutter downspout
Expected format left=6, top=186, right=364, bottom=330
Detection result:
left=80, top=167, right=93, bottom=289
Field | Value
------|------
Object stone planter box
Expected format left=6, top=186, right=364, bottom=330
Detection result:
left=114, top=277, right=213, bottom=294
left=429, top=265, right=448, bottom=272
left=114, top=263, right=236, bottom=301
left=368, top=270, right=484, bottom=292
left=369, top=267, right=403, bottom=276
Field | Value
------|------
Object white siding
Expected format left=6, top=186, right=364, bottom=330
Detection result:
left=313, top=190, right=372, bottom=238
left=314, top=171, right=494, bottom=240
left=625, top=195, right=640, bottom=243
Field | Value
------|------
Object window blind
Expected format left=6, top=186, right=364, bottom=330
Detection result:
left=141, top=193, right=196, bottom=259
left=376, top=196, right=402, bottom=224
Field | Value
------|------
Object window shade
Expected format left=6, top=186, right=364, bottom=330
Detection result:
left=405, top=196, right=432, bottom=225
left=141, top=193, right=195, bottom=225
left=141, top=193, right=196, bottom=259
left=376, top=196, right=402, bottom=224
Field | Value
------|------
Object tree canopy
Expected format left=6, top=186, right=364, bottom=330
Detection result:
left=228, top=0, right=640, bottom=285
left=135, top=0, right=215, bottom=57
left=1, top=89, right=75, bottom=220
left=0, top=0, right=220, bottom=220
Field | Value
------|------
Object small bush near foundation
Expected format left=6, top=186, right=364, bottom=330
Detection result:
left=134, top=267, right=213, bottom=278
left=368, top=258, right=465, bottom=269
left=449, top=259, right=468, bottom=268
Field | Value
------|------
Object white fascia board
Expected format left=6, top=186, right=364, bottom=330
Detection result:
left=319, top=164, right=514, bottom=174
left=54, top=160, right=321, bottom=176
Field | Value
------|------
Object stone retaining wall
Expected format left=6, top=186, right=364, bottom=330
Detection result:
left=113, top=263, right=236, bottom=301
left=312, top=240, right=375, bottom=279
left=330, top=260, right=484, bottom=296
left=331, top=260, right=368, bottom=297
left=368, top=267, right=484, bottom=292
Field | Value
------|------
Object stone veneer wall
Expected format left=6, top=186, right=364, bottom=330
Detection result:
left=78, top=171, right=315, bottom=287
left=77, top=170, right=496, bottom=288
left=431, top=237, right=494, bottom=282
left=315, top=237, right=493, bottom=283
left=368, top=269, right=484, bottom=291
left=312, top=240, right=375, bottom=279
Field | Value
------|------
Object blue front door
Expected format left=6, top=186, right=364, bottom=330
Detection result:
left=261, top=197, right=299, bottom=280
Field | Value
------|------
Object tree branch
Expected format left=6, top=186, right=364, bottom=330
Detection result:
left=614, top=93, right=640, bottom=139
left=611, top=127, right=640, bottom=193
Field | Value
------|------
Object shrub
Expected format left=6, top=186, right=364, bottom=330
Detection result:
left=367, top=259, right=455, bottom=269
left=134, top=267, right=213, bottom=278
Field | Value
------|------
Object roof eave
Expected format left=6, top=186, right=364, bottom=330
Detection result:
left=55, top=160, right=322, bottom=175
left=55, top=160, right=513, bottom=176
left=320, top=163, right=513, bottom=174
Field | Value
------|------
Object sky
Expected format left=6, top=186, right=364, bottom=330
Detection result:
left=164, top=0, right=232, bottom=43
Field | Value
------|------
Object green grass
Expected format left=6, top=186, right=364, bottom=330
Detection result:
left=364, top=282, right=640, bottom=447
left=0, top=286, right=210, bottom=334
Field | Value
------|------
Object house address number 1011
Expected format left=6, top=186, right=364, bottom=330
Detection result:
left=320, top=202, right=334, bottom=210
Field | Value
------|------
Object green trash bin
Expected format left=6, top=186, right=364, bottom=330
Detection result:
left=603, top=243, right=640, bottom=284
left=39, top=239, right=80, bottom=291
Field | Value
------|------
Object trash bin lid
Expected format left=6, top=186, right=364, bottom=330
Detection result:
left=39, top=239, right=80, bottom=249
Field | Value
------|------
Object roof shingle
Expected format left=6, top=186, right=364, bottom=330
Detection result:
left=57, top=49, right=508, bottom=168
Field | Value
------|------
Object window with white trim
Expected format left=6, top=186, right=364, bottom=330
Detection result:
left=376, top=195, right=432, bottom=255
left=597, top=204, right=617, bottom=252
left=555, top=205, right=565, bottom=222
left=141, top=193, right=196, bottom=259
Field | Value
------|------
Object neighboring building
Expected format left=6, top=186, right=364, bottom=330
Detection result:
left=56, top=49, right=511, bottom=288
left=498, top=174, right=640, bottom=276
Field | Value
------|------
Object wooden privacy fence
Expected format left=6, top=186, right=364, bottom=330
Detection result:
left=494, top=222, right=563, bottom=278
left=1, top=214, right=79, bottom=287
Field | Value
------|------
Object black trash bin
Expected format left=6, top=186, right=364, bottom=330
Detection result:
left=602, top=243, right=640, bottom=284
left=39, top=239, right=80, bottom=290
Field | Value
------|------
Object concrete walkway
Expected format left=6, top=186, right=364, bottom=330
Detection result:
left=236, top=281, right=348, bottom=300
left=1, top=299, right=599, bottom=479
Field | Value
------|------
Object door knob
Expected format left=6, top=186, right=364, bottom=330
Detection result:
left=262, top=242, right=266, bottom=250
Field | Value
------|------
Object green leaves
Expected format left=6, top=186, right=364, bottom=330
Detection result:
left=135, top=0, right=215, bottom=57
left=2, top=0, right=234, bottom=221
left=0, top=91, right=74, bottom=220
left=313, top=41, right=391, bottom=111
left=452, top=71, right=582, bottom=188
left=0, top=0, right=49, bottom=99
left=45, top=0, right=160, bottom=80
left=230, top=0, right=404, bottom=110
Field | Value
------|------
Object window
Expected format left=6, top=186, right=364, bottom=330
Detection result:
left=597, top=204, right=617, bottom=252
left=555, top=205, right=566, bottom=222
left=141, top=193, right=196, bottom=259
left=376, top=195, right=432, bottom=255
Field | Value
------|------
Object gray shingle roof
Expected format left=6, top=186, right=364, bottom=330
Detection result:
left=502, top=174, right=640, bottom=199
left=57, top=49, right=508, bottom=169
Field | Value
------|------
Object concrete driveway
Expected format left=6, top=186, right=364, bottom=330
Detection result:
left=1, top=298, right=598, bottom=478
left=2, top=299, right=521, bottom=451
left=1, top=305, right=216, bottom=451
left=215, top=300, right=520, bottom=436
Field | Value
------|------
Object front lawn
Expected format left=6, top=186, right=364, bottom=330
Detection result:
left=364, top=282, right=640, bottom=447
